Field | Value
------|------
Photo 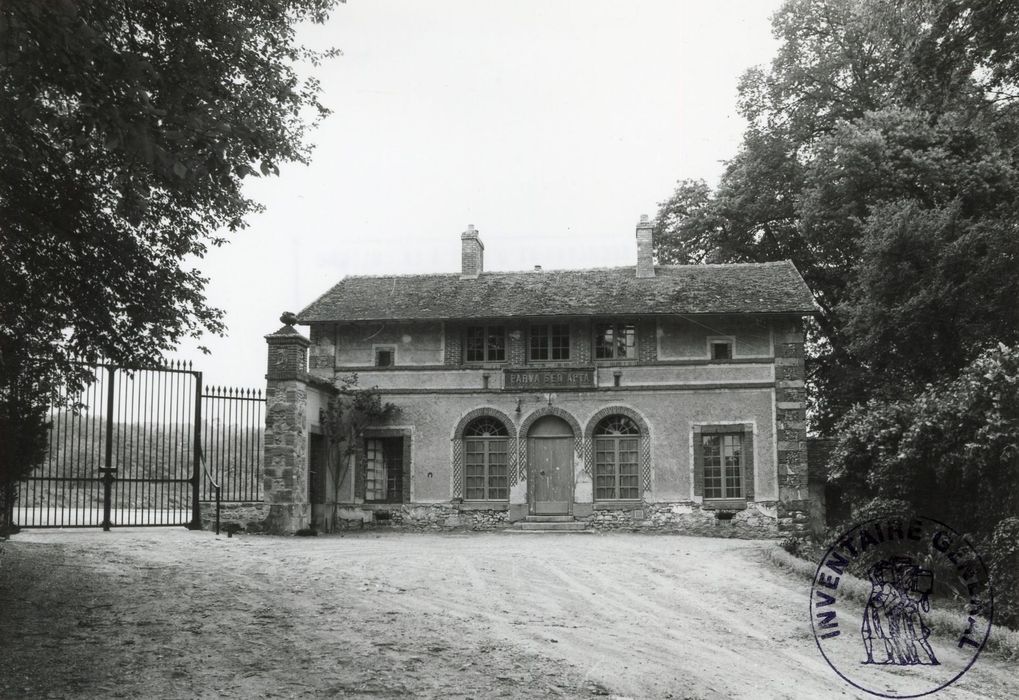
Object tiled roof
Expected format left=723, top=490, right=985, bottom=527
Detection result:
left=297, top=262, right=816, bottom=323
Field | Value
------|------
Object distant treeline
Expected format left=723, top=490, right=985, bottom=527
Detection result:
left=22, top=412, right=262, bottom=502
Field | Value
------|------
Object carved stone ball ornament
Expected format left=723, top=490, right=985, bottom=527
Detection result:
left=280, top=311, right=298, bottom=325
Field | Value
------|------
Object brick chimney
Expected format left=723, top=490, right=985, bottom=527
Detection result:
left=636, top=214, right=655, bottom=278
left=460, top=224, right=484, bottom=279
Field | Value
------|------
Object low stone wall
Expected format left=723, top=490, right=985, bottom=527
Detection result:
left=334, top=504, right=510, bottom=531
left=203, top=500, right=780, bottom=537
left=199, top=502, right=272, bottom=533
left=327, top=501, right=779, bottom=537
left=577, top=501, right=779, bottom=537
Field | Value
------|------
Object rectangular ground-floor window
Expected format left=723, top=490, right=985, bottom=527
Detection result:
left=364, top=436, right=405, bottom=503
left=701, top=433, right=742, bottom=499
left=694, top=424, right=754, bottom=503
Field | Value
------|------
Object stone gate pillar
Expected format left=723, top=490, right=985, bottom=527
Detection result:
left=263, top=312, right=312, bottom=533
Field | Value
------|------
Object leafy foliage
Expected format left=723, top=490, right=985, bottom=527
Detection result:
left=0, top=1, right=342, bottom=489
left=653, top=0, right=1019, bottom=431
left=659, top=3, right=1019, bottom=624
left=829, top=344, right=1019, bottom=540
left=321, top=374, right=398, bottom=501
left=989, top=518, right=1019, bottom=628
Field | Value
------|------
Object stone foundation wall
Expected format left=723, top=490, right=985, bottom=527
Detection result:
left=334, top=504, right=510, bottom=531
left=199, top=502, right=271, bottom=532
left=327, top=501, right=779, bottom=537
left=198, top=499, right=779, bottom=537
left=578, top=502, right=779, bottom=537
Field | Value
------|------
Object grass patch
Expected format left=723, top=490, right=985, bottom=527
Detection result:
left=763, top=544, right=1019, bottom=662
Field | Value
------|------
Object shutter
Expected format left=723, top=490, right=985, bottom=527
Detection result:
left=693, top=429, right=704, bottom=497
left=354, top=443, right=366, bottom=500
left=402, top=437, right=412, bottom=503
left=742, top=426, right=755, bottom=501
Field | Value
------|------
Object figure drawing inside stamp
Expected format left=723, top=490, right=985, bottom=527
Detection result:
left=862, top=558, right=938, bottom=666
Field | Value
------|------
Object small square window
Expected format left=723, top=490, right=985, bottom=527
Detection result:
left=710, top=341, right=733, bottom=360
left=375, top=348, right=394, bottom=367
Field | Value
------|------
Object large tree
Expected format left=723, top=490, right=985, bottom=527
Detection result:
left=654, top=0, right=1019, bottom=431
left=0, top=0, right=342, bottom=519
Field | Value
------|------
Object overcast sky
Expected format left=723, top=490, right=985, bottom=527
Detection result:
left=175, top=0, right=786, bottom=388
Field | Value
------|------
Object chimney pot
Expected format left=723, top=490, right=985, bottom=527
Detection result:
left=636, top=214, right=655, bottom=278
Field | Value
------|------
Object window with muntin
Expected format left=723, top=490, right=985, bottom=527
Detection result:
left=594, top=415, right=641, bottom=500
left=465, top=325, right=505, bottom=363
left=530, top=323, right=570, bottom=361
left=463, top=417, right=509, bottom=500
left=595, top=323, right=636, bottom=360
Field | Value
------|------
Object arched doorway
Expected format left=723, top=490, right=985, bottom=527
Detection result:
left=527, top=415, right=574, bottom=514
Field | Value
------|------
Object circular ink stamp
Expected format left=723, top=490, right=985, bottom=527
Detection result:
left=810, top=516, right=993, bottom=698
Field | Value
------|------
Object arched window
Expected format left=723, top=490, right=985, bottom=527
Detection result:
left=594, top=416, right=640, bottom=500
left=464, top=417, right=509, bottom=501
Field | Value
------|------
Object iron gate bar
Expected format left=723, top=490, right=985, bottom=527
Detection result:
left=190, top=370, right=203, bottom=529
left=101, top=365, right=115, bottom=531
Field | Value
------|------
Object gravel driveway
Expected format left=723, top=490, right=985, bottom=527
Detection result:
left=1, top=529, right=1015, bottom=699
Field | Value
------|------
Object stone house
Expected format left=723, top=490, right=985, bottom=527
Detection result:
left=262, top=216, right=816, bottom=534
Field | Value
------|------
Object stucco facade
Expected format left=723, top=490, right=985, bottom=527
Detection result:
left=261, top=219, right=815, bottom=535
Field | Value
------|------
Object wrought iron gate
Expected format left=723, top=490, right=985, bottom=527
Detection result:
left=13, top=362, right=264, bottom=529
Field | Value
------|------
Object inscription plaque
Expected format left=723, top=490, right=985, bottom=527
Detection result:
left=503, top=367, right=595, bottom=390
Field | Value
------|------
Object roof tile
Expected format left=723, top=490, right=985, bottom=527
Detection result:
left=298, top=262, right=815, bottom=322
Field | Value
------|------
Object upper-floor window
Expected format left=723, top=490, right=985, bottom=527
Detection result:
left=374, top=346, right=395, bottom=367
left=709, top=338, right=733, bottom=360
left=595, top=323, right=636, bottom=360
left=465, top=325, right=505, bottom=362
left=530, top=323, right=570, bottom=361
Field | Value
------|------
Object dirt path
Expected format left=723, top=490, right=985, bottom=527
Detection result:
left=1, top=530, right=1015, bottom=699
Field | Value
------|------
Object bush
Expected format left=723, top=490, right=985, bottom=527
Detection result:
left=989, top=518, right=1019, bottom=629
left=829, top=344, right=1019, bottom=546
left=780, top=536, right=807, bottom=557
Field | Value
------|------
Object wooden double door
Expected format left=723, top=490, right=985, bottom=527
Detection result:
left=528, top=415, right=574, bottom=515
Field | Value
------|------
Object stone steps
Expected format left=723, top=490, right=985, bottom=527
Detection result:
left=511, top=516, right=588, bottom=532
